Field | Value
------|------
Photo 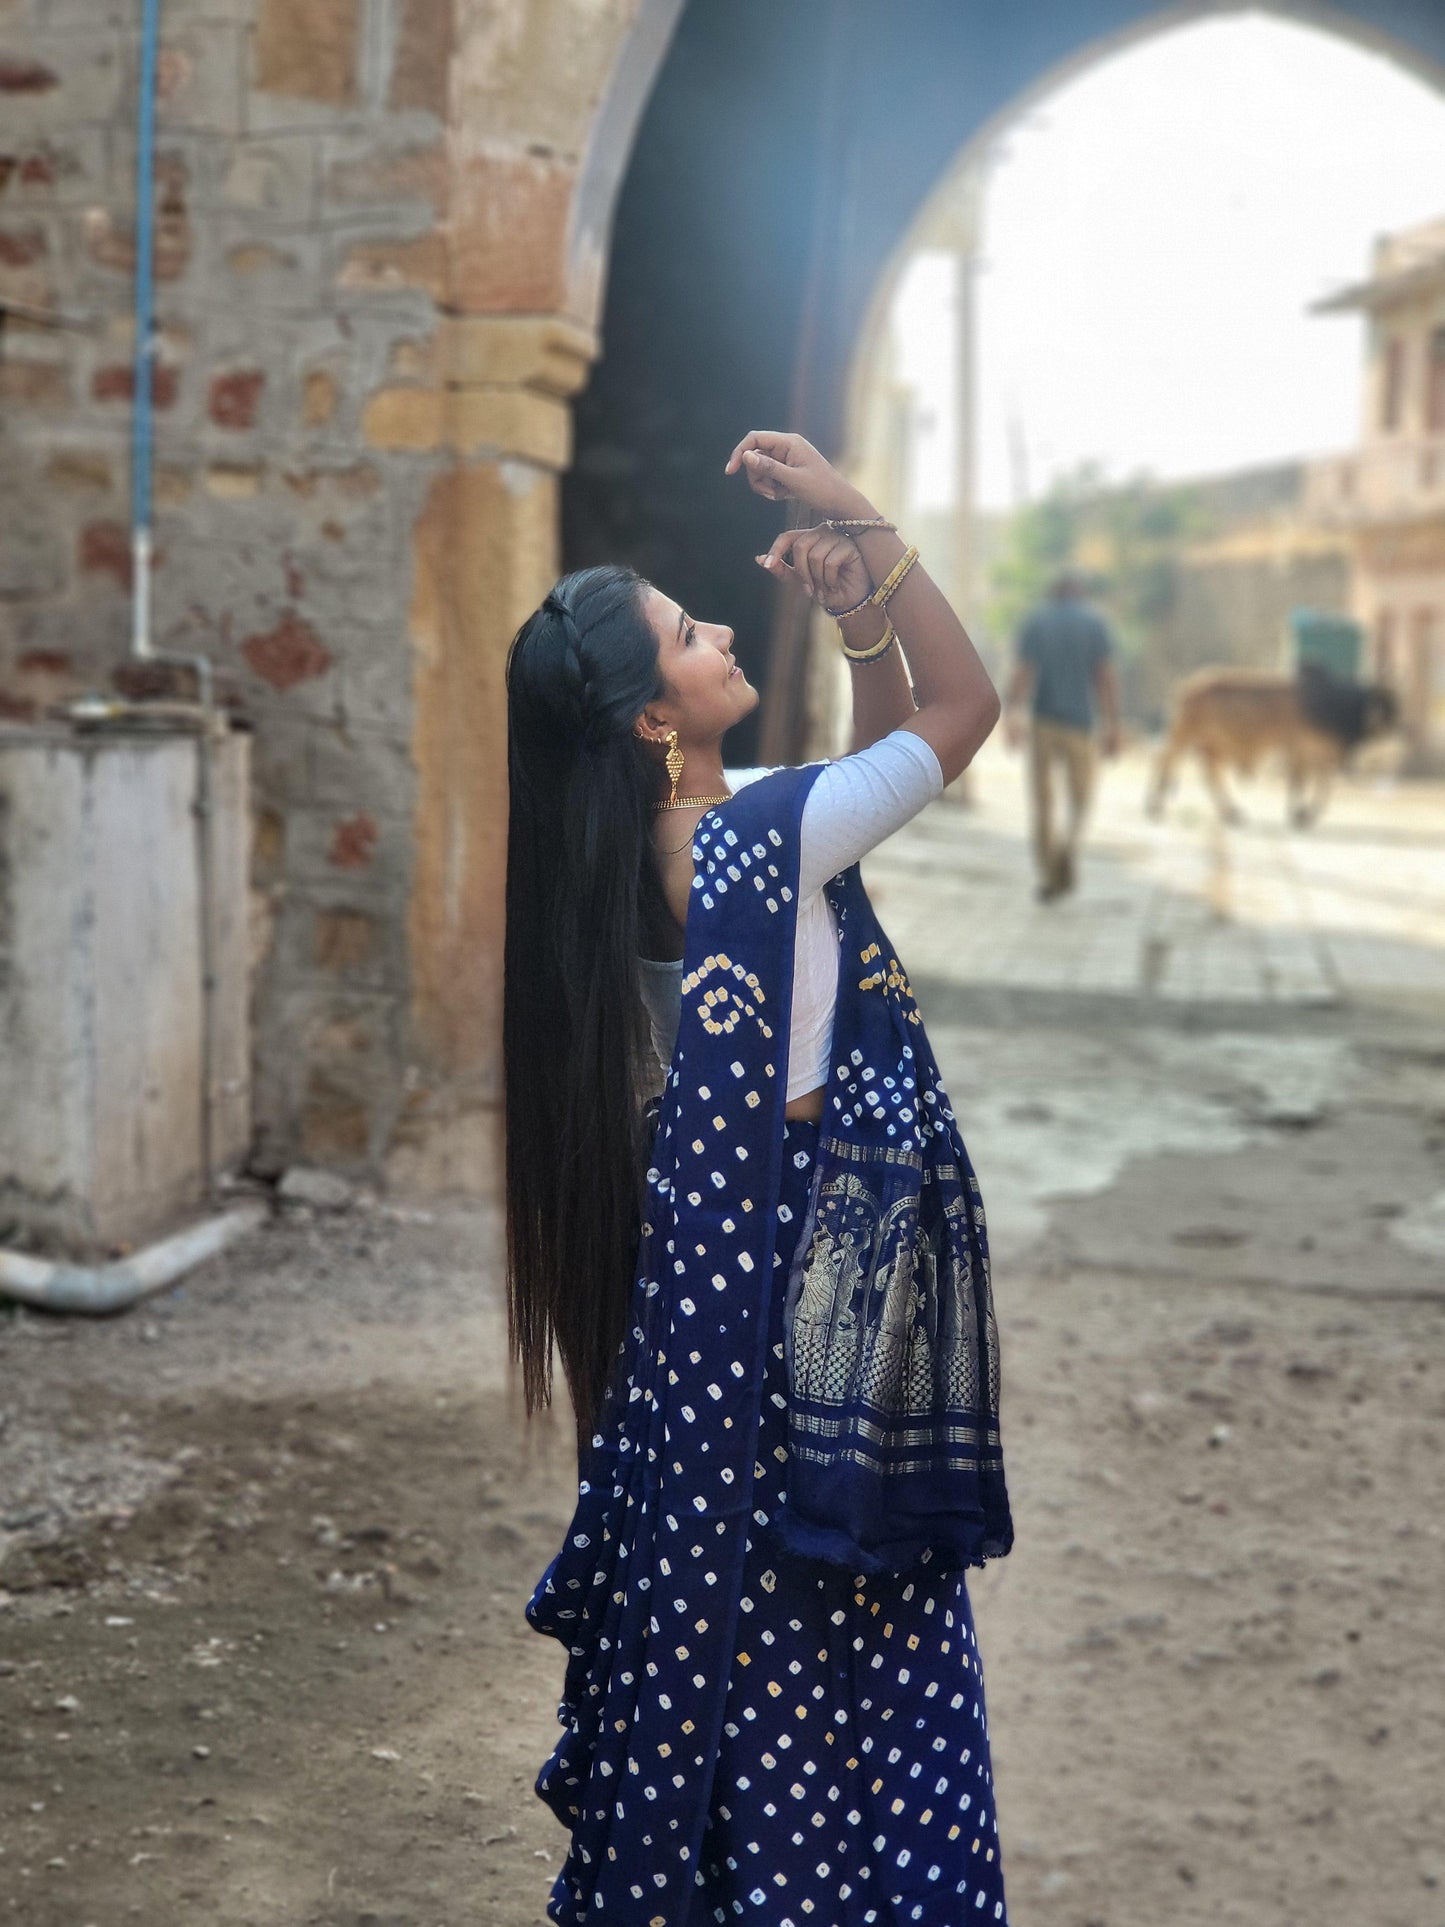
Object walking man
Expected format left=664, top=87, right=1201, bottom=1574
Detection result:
left=1004, top=569, right=1122, bottom=900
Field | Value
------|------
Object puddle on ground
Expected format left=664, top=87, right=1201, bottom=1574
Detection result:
left=1389, top=1189, right=1445, bottom=1261
left=933, top=1026, right=1357, bottom=1259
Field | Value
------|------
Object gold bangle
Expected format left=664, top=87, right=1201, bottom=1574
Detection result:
left=842, top=620, right=897, bottom=664
left=868, top=545, right=920, bottom=609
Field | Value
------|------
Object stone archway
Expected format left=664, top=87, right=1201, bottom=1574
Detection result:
left=395, top=0, right=1445, bottom=1183
left=375, top=0, right=684, bottom=1185
left=563, top=0, right=1445, bottom=773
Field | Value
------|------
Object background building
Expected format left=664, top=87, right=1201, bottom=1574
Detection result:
left=1309, top=214, right=1445, bottom=769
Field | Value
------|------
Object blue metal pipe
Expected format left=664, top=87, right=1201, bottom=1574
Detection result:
left=130, top=0, right=161, bottom=657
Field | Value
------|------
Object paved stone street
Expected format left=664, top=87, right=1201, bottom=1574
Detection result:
left=869, top=740, right=1445, bottom=1012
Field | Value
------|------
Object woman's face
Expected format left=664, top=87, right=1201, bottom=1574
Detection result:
left=639, top=586, right=758, bottom=745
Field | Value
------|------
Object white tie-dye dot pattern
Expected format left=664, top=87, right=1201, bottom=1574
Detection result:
left=692, top=1119, right=1008, bottom=1926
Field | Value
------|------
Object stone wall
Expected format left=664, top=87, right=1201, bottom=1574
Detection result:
left=0, top=0, right=673, bottom=1185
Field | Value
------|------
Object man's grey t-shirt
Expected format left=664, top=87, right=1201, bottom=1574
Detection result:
left=1017, top=599, right=1113, bottom=731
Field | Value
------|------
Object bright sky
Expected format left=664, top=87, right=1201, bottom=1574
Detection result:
left=890, top=11, right=1445, bottom=512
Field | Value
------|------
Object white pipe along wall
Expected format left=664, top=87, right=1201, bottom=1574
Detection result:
left=0, top=1202, right=267, bottom=1314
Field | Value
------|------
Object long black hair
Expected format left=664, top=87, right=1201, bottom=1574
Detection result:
left=503, top=565, right=675, bottom=1440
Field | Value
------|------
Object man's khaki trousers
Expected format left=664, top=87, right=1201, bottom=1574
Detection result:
left=1029, top=717, right=1097, bottom=893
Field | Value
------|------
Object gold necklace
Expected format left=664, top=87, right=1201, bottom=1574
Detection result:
left=652, top=794, right=732, bottom=856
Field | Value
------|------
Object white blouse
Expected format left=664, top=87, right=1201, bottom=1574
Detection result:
left=638, top=724, right=944, bottom=1099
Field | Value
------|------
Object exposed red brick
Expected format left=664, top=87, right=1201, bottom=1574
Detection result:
left=0, top=58, right=59, bottom=94
left=0, top=144, right=84, bottom=194
left=241, top=612, right=332, bottom=691
left=209, top=368, right=265, bottom=430
left=18, top=649, right=72, bottom=675
left=0, top=225, right=46, bottom=267
left=79, top=520, right=133, bottom=589
left=328, top=811, right=379, bottom=869
left=0, top=692, right=39, bottom=722
left=91, top=362, right=179, bottom=409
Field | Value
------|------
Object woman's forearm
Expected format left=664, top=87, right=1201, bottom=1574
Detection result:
left=845, top=516, right=998, bottom=777
left=734, top=445, right=997, bottom=775
left=838, top=600, right=917, bottom=752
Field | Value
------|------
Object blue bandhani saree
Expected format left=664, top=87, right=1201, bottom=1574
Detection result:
left=527, top=761, right=1012, bottom=1926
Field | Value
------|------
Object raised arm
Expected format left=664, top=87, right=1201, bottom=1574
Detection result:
left=727, top=430, right=1000, bottom=784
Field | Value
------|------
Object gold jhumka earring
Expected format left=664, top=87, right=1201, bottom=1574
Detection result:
left=634, top=726, right=732, bottom=813
left=663, top=729, right=685, bottom=808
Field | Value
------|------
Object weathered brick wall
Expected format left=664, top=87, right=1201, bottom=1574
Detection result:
left=0, top=0, right=465, bottom=1174
left=0, top=0, right=667, bottom=1182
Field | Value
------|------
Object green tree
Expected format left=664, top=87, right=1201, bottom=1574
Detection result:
left=983, top=466, right=1210, bottom=710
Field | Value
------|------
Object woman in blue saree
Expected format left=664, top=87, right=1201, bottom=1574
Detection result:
left=504, top=430, right=1013, bottom=1926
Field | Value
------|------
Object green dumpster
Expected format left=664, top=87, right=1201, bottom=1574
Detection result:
left=1290, top=608, right=1363, bottom=682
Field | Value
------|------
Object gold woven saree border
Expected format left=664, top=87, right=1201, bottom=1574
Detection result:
left=792, top=1411, right=1003, bottom=1450
left=819, top=1133, right=970, bottom=1178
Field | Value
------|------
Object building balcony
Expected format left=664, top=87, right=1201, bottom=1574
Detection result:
left=1305, top=437, right=1445, bottom=527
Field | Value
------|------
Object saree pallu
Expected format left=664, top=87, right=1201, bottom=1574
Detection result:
left=694, top=1116, right=1008, bottom=1925
left=527, top=762, right=1011, bottom=1926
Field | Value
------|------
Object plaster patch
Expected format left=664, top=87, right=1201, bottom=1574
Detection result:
left=499, top=458, right=543, bottom=498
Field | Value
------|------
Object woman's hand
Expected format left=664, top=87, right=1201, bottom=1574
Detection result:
left=725, top=429, right=872, bottom=520
left=756, top=525, right=872, bottom=613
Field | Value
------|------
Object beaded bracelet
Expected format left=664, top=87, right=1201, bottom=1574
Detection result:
left=819, top=584, right=875, bottom=620
left=868, top=545, right=920, bottom=609
left=842, top=620, right=897, bottom=665
left=823, top=515, right=898, bottom=534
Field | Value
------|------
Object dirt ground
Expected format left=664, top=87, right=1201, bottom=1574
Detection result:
left=3, top=772, right=1444, bottom=1927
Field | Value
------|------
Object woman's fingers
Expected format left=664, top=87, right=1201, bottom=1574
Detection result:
left=757, top=526, right=816, bottom=586
left=794, top=534, right=831, bottom=601
left=757, top=526, right=802, bottom=580
left=757, top=527, right=835, bottom=599
left=810, top=533, right=854, bottom=602
left=817, top=534, right=849, bottom=599
left=756, top=528, right=863, bottom=605
left=725, top=430, right=837, bottom=506
left=725, top=428, right=800, bottom=475
left=738, top=449, right=793, bottom=499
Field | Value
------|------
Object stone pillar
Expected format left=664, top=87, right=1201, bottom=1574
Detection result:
left=362, top=317, right=596, bottom=1189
